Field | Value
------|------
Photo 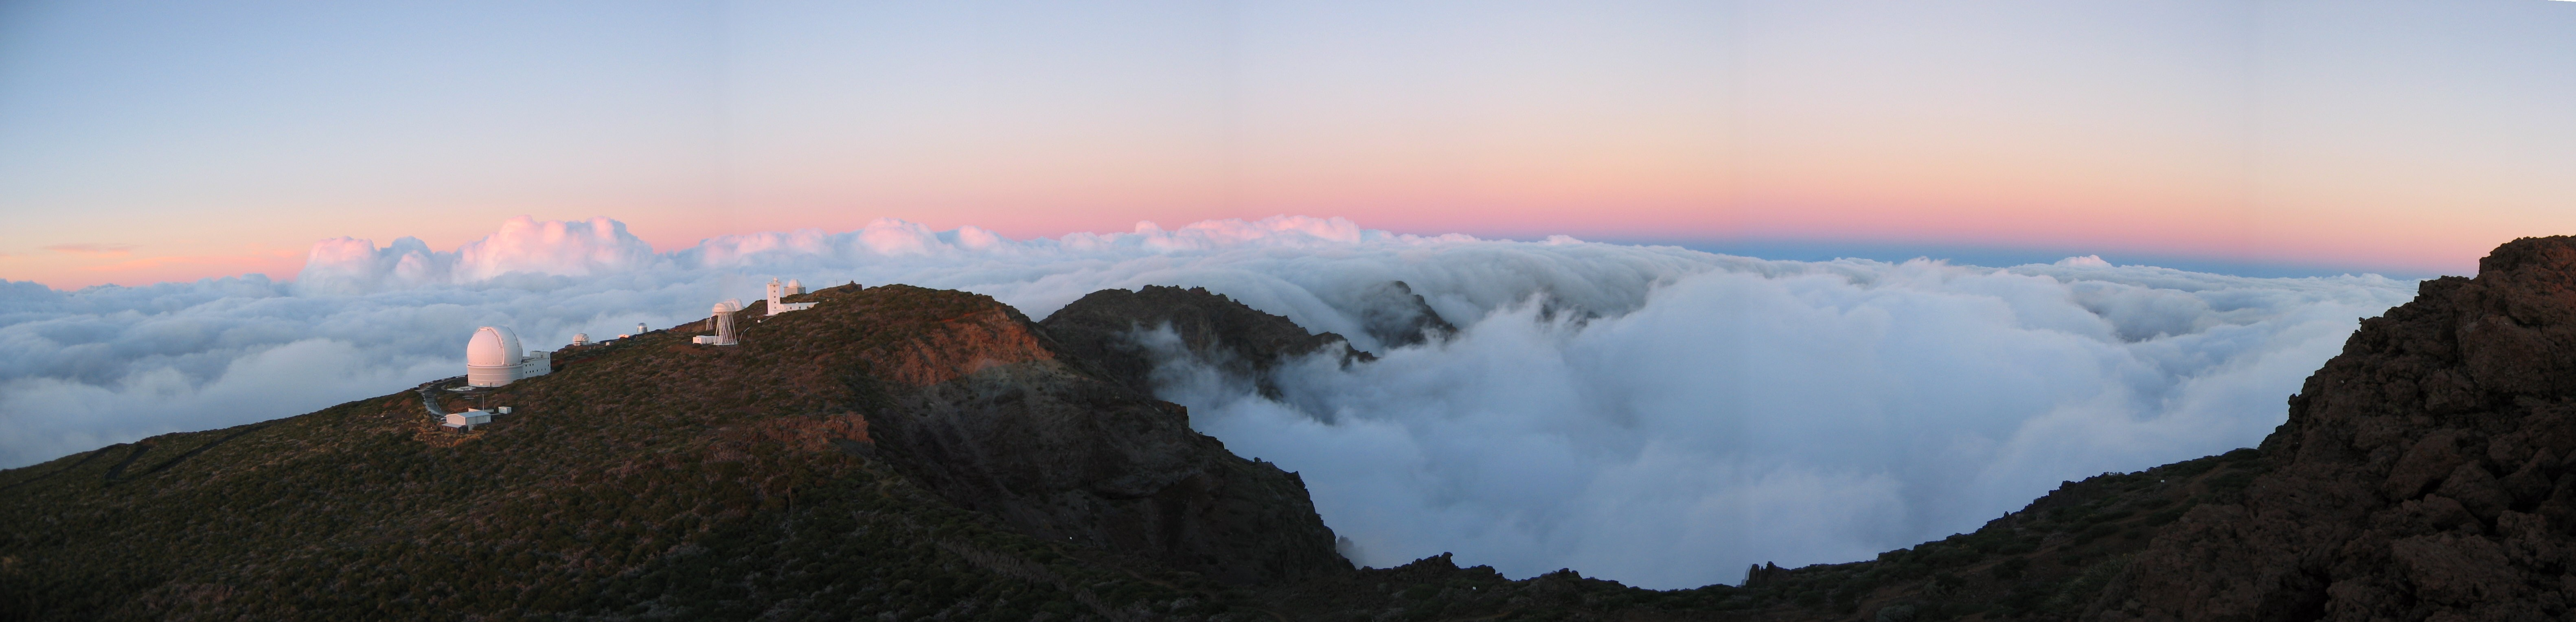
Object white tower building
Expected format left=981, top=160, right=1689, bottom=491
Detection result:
left=465, top=326, right=553, bottom=387
left=766, top=277, right=817, bottom=315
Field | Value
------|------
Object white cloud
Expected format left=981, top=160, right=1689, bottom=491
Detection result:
left=0, top=215, right=2416, bottom=590
left=1160, top=258, right=2409, bottom=587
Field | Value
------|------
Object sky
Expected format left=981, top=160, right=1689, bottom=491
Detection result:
left=5, top=0, right=2575, bottom=289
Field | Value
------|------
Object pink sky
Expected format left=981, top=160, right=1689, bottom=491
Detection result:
left=5, top=1, right=2572, bottom=288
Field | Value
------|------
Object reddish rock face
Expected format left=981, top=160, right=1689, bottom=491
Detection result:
left=743, top=284, right=1355, bottom=585
left=857, top=304, right=1057, bottom=388
left=2109, top=236, right=2576, bottom=622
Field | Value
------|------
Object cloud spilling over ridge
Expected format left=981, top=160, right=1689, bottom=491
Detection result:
left=2, top=215, right=2416, bottom=589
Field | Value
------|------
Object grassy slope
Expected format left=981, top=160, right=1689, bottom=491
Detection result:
left=0, top=285, right=1254, bottom=621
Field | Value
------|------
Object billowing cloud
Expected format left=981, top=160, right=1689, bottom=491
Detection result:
left=299, top=216, right=662, bottom=293
left=0, top=215, right=2416, bottom=590
left=1160, top=258, right=2405, bottom=587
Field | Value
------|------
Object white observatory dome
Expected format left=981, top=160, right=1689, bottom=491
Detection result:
left=465, top=326, right=527, bottom=387
left=467, top=326, right=524, bottom=367
left=714, top=300, right=740, bottom=313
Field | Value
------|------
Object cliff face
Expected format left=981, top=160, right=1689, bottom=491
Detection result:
left=2103, top=237, right=2576, bottom=621
left=595, top=283, right=1350, bottom=585
left=810, top=285, right=1351, bottom=585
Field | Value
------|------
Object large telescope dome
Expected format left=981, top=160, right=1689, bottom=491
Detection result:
left=467, top=326, right=524, bottom=366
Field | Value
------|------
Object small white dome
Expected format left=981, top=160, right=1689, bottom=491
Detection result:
left=466, top=326, right=524, bottom=368
left=713, top=300, right=739, bottom=313
left=786, top=279, right=802, bottom=290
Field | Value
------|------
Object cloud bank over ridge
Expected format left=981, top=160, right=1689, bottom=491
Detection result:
left=0, top=215, right=2417, bottom=589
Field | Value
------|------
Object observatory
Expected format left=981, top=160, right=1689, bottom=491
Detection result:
left=693, top=300, right=741, bottom=345
left=767, top=278, right=817, bottom=315
left=465, top=326, right=552, bottom=387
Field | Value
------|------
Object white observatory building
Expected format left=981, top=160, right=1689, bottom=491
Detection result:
left=465, top=326, right=553, bottom=387
left=767, top=278, right=816, bottom=315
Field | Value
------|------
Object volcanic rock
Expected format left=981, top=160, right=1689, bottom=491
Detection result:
left=2103, top=236, right=2576, bottom=621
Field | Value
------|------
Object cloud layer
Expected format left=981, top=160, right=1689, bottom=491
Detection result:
left=0, top=216, right=2416, bottom=589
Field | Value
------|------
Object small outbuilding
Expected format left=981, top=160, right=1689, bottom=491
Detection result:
left=444, top=409, right=494, bottom=431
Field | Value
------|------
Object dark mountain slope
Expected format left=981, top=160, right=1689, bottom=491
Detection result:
left=2098, top=235, right=2576, bottom=621
left=0, top=283, right=1341, bottom=620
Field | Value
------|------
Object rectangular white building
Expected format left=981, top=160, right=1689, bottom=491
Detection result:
left=444, top=409, right=495, bottom=431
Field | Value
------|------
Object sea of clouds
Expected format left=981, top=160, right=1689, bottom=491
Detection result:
left=0, top=215, right=2418, bottom=588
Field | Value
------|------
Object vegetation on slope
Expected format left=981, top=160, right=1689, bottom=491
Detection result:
left=0, top=284, right=1310, bottom=621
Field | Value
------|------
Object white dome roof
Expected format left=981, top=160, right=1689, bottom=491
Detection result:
left=785, top=279, right=801, bottom=289
left=713, top=300, right=739, bottom=313
left=466, top=326, right=524, bottom=368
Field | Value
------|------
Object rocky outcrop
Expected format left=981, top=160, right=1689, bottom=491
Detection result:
left=1340, top=280, right=1458, bottom=349
left=768, top=284, right=1352, bottom=585
left=2102, top=236, right=2576, bottom=621
left=1039, top=285, right=1371, bottom=398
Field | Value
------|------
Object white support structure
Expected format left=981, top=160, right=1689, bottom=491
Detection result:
left=695, top=300, right=741, bottom=345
